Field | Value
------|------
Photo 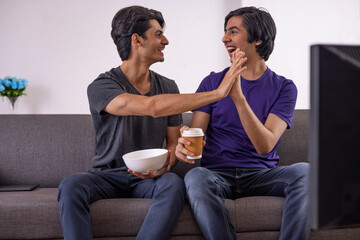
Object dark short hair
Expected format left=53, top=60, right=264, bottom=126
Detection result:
left=224, top=7, right=276, bottom=61
left=111, top=6, right=165, bottom=61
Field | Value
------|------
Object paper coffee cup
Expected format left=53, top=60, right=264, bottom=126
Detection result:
left=182, top=128, right=204, bottom=159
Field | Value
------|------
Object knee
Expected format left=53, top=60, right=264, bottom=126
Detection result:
left=158, top=172, right=185, bottom=194
left=184, top=167, right=212, bottom=193
left=58, top=172, right=89, bottom=203
left=291, top=162, right=310, bottom=179
left=288, top=162, right=310, bottom=190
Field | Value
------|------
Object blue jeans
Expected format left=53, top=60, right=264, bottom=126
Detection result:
left=184, top=163, right=310, bottom=240
left=57, top=171, right=185, bottom=240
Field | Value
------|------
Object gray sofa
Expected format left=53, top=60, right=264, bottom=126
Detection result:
left=0, top=110, right=359, bottom=239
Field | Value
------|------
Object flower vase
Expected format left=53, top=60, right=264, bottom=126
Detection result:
left=6, top=96, right=18, bottom=114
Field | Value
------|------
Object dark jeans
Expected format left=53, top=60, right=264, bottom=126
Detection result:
left=57, top=171, right=185, bottom=240
left=184, top=163, right=310, bottom=240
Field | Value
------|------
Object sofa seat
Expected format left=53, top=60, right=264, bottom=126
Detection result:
left=0, top=188, right=287, bottom=239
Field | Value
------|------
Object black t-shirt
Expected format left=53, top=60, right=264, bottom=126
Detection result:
left=87, top=67, right=182, bottom=172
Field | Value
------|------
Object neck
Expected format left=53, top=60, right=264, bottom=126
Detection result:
left=120, top=58, right=151, bottom=85
left=240, top=57, right=267, bottom=81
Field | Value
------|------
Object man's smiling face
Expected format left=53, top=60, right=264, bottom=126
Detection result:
left=140, top=19, right=169, bottom=64
left=222, top=16, right=259, bottom=62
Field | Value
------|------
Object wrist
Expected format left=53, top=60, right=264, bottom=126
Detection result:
left=231, top=94, right=246, bottom=104
left=212, top=89, right=224, bottom=101
left=170, top=157, right=179, bottom=168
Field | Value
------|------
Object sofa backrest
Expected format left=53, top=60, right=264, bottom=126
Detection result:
left=0, top=110, right=308, bottom=187
left=0, top=115, right=95, bottom=187
left=277, top=110, right=309, bottom=166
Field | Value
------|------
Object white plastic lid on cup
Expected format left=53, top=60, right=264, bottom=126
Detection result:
left=182, top=128, right=204, bottom=137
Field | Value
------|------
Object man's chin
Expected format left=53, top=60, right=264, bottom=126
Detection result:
left=151, top=58, right=165, bottom=64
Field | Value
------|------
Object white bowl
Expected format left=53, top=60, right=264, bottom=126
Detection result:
left=122, top=148, right=168, bottom=174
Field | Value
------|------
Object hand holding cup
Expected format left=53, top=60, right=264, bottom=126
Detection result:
left=176, top=127, right=205, bottom=164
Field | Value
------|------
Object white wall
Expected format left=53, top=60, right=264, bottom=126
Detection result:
left=0, top=0, right=359, bottom=114
left=242, top=0, right=360, bottom=111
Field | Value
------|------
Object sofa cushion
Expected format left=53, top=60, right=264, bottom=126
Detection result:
left=235, top=196, right=284, bottom=232
left=0, top=188, right=62, bottom=239
left=0, top=188, right=286, bottom=239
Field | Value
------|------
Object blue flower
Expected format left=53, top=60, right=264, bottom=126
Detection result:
left=3, top=78, right=11, bottom=87
left=0, top=76, right=28, bottom=97
left=18, top=81, right=24, bottom=89
left=11, top=81, right=17, bottom=89
left=19, top=79, right=28, bottom=88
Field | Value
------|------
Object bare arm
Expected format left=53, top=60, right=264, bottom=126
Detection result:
left=229, top=52, right=287, bottom=155
left=230, top=92, right=287, bottom=155
left=166, top=126, right=181, bottom=169
left=105, top=91, right=223, bottom=118
left=190, top=111, right=211, bottom=132
left=104, top=50, right=247, bottom=117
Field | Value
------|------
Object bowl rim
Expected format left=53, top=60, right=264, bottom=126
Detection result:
left=123, top=148, right=168, bottom=161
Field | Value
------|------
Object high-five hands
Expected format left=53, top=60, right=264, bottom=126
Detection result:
left=216, top=48, right=247, bottom=98
left=229, top=49, right=247, bottom=100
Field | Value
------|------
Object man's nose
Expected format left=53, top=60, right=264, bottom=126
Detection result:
left=162, top=35, right=169, bottom=45
left=222, top=32, right=230, bottom=43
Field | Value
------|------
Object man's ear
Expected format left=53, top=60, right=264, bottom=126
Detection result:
left=131, top=33, right=143, bottom=47
left=255, top=40, right=262, bottom=46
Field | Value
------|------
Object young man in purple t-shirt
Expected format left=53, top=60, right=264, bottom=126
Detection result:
left=175, top=7, right=310, bottom=240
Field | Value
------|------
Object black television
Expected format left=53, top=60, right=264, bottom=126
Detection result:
left=310, top=44, right=360, bottom=229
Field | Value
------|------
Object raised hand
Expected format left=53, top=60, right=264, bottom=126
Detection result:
left=216, top=48, right=247, bottom=98
left=229, top=49, right=247, bottom=101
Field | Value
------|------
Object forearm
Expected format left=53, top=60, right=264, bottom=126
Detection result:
left=166, top=126, right=181, bottom=168
left=166, top=143, right=178, bottom=168
left=232, top=96, right=277, bottom=155
left=105, top=90, right=223, bottom=117
left=149, top=90, right=223, bottom=118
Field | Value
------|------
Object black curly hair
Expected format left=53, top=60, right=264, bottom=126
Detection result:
left=111, top=6, right=165, bottom=61
left=225, top=7, right=276, bottom=61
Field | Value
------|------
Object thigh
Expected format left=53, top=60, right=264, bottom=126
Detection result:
left=237, top=163, right=309, bottom=198
left=185, top=167, right=235, bottom=199
left=59, top=171, right=131, bottom=203
left=129, top=172, right=184, bottom=198
left=128, top=174, right=157, bottom=198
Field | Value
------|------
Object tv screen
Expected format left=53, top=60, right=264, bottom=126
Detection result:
left=310, top=44, right=360, bottom=229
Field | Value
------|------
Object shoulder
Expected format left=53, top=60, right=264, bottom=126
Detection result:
left=150, top=70, right=179, bottom=93
left=87, top=67, right=124, bottom=92
left=267, top=68, right=297, bottom=95
left=88, top=67, right=118, bottom=87
left=199, top=67, right=230, bottom=90
left=207, top=67, right=229, bottom=82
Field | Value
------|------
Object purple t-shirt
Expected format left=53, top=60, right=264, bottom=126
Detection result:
left=195, top=67, right=297, bottom=169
